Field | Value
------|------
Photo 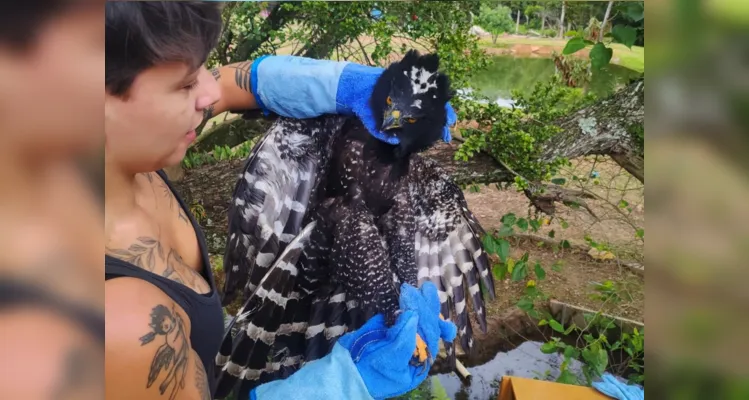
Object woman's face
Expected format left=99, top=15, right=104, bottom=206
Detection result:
left=104, top=62, right=220, bottom=174
left=0, top=5, right=104, bottom=159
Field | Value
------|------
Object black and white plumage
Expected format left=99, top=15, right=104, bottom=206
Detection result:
left=214, top=50, right=496, bottom=399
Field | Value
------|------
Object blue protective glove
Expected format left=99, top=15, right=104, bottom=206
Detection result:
left=336, top=282, right=457, bottom=400
left=592, top=373, right=644, bottom=400
left=250, top=55, right=457, bottom=144
left=250, top=282, right=457, bottom=400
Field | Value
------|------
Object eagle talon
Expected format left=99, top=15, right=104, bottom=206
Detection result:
left=410, top=333, right=431, bottom=374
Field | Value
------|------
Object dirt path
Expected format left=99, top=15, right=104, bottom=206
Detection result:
left=462, top=163, right=644, bottom=324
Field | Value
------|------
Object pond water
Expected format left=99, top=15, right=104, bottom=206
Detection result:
left=432, top=341, right=589, bottom=400
left=465, top=56, right=642, bottom=107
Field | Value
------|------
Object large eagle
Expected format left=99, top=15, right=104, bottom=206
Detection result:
left=214, top=50, right=496, bottom=399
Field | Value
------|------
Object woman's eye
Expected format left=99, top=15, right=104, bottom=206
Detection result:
left=183, top=80, right=199, bottom=91
left=386, top=96, right=392, bottom=105
left=406, top=118, right=417, bottom=123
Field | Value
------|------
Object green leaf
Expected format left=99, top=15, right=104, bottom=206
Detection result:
left=551, top=177, right=566, bottom=185
left=530, top=219, right=541, bottom=232
left=618, top=199, right=629, bottom=208
left=482, top=235, right=498, bottom=255
left=516, top=298, right=534, bottom=312
left=516, top=218, right=528, bottom=232
left=564, top=345, right=579, bottom=359
left=501, top=213, right=517, bottom=226
left=538, top=319, right=548, bottom=326
left=521, top=252, right=529, bottom=262
left=561, top=239, right=571, bottom=249
left=549, top=319, right=565, bottom=333
left=562, top=37, right=586, bottom=55
left=589, top=42, right=613, bottom=70
left=493, top=263, right=508, bottom=280
left=636, top=228, right=644, bottom=239
left=564, top=324, right=577, bottom=335
left=497, top=239, right=510, bottom=262
left=557, top=369, right=579, bottom=385
left=612, top=25, right=637, bottom=49
left=534, top=262, right=546, bottom=280
left=626, top=2, right=645, bottom=22
left=548, top=230, right=556, bottom=239
left=560, top=219, right=569, bottom=229
left=511, top=260, right=527, bottom=281
left=540, top=342, right=557, bottom=354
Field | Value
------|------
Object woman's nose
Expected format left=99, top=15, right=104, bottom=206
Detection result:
left=196, top=67, right=221, bottom=111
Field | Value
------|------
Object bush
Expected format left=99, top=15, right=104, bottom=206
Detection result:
left=518, top=24, right=528, bottom=34
left=542, top=28, right=557, bottom=37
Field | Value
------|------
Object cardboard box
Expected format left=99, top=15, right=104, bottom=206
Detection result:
left=498, top=376, right=614, bottom=400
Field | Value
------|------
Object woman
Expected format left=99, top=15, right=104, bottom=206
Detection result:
left=104, top=2, right=456, bottom=400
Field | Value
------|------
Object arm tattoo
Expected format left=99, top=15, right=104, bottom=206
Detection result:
left=139, top=304, right=190, bottom=400
left=229, top=61, right=252, bottom=92
left=106, top=237, right=165, bottom=272
left=210, top=67, right=221, bottom=81
left=194, top=356, right=211, bottom=400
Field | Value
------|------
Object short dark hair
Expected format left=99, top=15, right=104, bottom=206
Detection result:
left=0, top=1, right=87, bottom=52
left=105, top=1, right=223, bottom=98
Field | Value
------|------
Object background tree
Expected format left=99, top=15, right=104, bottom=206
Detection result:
left=477, top=3, right=515, bottom=44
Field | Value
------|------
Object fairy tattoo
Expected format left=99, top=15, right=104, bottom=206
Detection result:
left=139, top=304, right=189, bottom=400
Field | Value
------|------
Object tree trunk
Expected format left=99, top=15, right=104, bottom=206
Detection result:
left=540, top=77, right=644, bottom=182
left=492, top=34, right=498, bottom=44
left=541, top=15, right=546, bottom=31
left=515, top=9, right=520, bottom=33
left=599, top=0, right=614, bottom=42
left=559, top=1, right=566, bottom=37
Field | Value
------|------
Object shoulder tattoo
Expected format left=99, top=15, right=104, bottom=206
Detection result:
left=139, top=304, right=190, bottom=400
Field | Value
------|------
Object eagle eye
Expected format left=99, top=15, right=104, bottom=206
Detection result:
left=386, top=96, right=392, bottom=105
left=406, top=118, right=417, bottom=123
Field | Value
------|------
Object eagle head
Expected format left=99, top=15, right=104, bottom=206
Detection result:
left=370, top=50, right=453, bottom=157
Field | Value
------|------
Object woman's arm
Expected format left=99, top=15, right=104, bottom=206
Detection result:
left=204, top=61, right=259, bottom=119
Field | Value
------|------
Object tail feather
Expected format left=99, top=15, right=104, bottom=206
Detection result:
left=448, top=230, right=472, bottom=354
left=214, top=222, right=315, bottom=399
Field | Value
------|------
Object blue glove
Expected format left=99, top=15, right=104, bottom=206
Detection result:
left=250, top=55, right=457, bottom=144
left=250, top=282, right=457, bottom=400
left=336, top=282, right=457, bottom=399
left=592, top=373, right=644, bottom=400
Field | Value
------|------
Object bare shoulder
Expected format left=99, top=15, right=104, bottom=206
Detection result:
left=106, top=278, right=210, bottom=400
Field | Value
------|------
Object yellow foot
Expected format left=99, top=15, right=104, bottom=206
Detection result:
left=413, top=334, right=429, bottom=364
left=410, top=314, right=446, bottom=368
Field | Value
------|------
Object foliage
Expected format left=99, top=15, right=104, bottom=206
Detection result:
left=392, top=376, right=451, bottom=400
left=562, top=3, right=644, bottom=71
left=541, top=28, right=557, bottom=38
left=454, top=74, right=595, bottom=184
left=482, top=211, right=645, bottom=386
left=208, top=1, right=489, bottom=93
left=182, top=139, right=257, bottom=169
left=476, top=4, right=514, bottom=44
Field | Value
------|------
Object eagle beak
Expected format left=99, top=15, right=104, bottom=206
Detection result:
left=382, top=109, right=402, bottom=131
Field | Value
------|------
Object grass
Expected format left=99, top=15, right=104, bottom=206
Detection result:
left=479, top=36, right=645, bottom=73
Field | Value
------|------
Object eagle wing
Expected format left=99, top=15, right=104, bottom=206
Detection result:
left=221, top=116, right=346, bottom=306
left=216, top=116, right=352, bottom=399
left=408, top=154, right=496, bottom=365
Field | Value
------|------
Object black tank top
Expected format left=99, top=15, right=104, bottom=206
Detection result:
left=104, top=169, right=224, bottom=395
left=0, top=278, right=104, bottom=343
